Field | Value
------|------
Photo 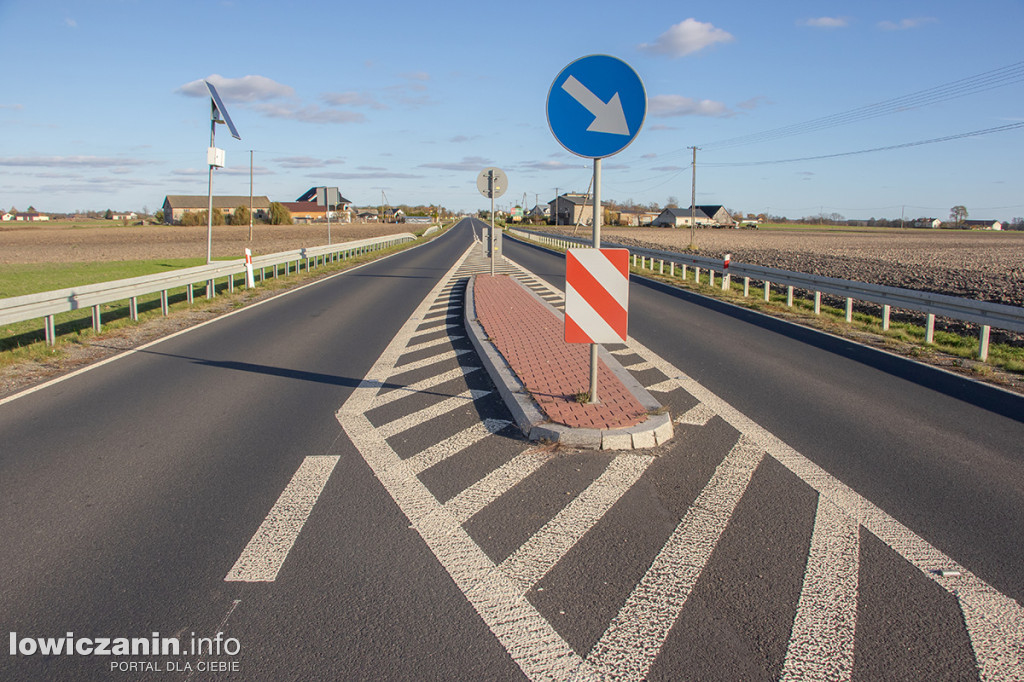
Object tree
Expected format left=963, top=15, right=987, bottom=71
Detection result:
left=268, top=202, right=292, bottom=225
left=666, top=196, right=679, bottom=209
left=154, top=210, right=164, bottom=224
left=104, top=209, right=113, bottom=220
left=231, top=205, right=250, bottom=226
left=950, top=205, right=968, bottom=227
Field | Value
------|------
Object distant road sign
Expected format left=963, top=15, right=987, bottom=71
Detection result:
left=477, top=167, right=508, bottom=199
left=547, top=55, right=646, bottom=159
left=565, top=248, right=630, bottom=343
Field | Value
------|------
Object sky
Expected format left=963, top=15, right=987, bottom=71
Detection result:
left=1, top=0, right=1023, bottom=221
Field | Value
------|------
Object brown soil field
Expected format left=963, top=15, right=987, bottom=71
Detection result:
left=0, top=222, right=417, bottom=264
left=541, top=226, right=1024, bottom=308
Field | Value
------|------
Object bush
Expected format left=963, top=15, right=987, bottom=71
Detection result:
left=231, top=205, right=250, bottom=226
left=268, top=202, right=292, bottom=225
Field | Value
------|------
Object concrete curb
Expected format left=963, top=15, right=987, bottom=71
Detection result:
left=465, top=274, right=673, bottom=450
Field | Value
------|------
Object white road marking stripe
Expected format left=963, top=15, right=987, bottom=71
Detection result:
left=623, top=361, right=654, bottom=371
left=391, top=348, right=472, bottom=374
left=499, top=454, right=652, bottom=595
left=443, top=449, right=550, bottom=524
left=403, top=334, right=465, bottom=354
left=609, top=347, right=634, bottom=356
left=676, top=403, right=716, bottom=426
left=584, top=436, right=764, bottom=681
left=337, top=247, right=585, bottom=680
left=406, top=418, right=511, bottom=475
left=371, top=366, right=481, bottom=410
left=623, top=338, right=1024, bottom=680
left=376, top=389, right=490, bottom=439
left=645, top=378, right=678, bottom=393
left=780, top=497, right=859, bottom=682
left=224, top=455, right=340, bottom=583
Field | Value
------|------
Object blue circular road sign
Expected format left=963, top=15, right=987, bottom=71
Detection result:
left=546, top=55, right=646, bottom=159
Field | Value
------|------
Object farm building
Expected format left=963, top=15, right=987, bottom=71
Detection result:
left=2, top=210, right=50, bottom=222
left=162, top=195, right=271, bottom=224
left=652, top=205, right=734, bottom=228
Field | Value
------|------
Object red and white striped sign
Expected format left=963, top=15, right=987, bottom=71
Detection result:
left=564, top=248, right=629, bottom=343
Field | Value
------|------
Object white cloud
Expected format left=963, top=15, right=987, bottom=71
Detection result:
left=272, top=156, right=345, bottom=169
left=0, top=155, right=151, bottom=168
left=649, top=94, right=732, bottom=118
left=519, top=160, right=588, bottom=171
left=321, top=91, right=387, bottom=110
left=420, top=156, right=491, bottom=171
left=176, top=74, right=295, bottom=102
left=639, top=19, right=734, bottom=57
left=737, top=95, right=770, bottom=111
left=252, top=103, right=365, bottom=124
left=802, top=17, right=850, bottom=29
left=878, top=17, right=937, bottom=31
left=64, top=18, right=77, bottom=28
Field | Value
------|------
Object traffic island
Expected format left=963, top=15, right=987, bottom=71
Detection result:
left=465, top=273, right=673, bottom=450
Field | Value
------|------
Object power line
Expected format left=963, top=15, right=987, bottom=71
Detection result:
left=702, top=120, right=1024, bottom=167
left=698, top=59, right=1024, bottom=151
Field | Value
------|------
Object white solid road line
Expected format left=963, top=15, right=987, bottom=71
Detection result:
left=370, top=366, right=482, bottom=410
left=499, top=454, right=652, bottom=595
left=583, top=436, right=765, bottom=681
left=402, top=334, right=466, bottom=355
left=443, top=448, right=549, bottom=524
left=389, top=348, right=472, bottom=375
left=406, top=418, right=511, bottom=476
left=224, top=455, right=340, bottom=583
left=675, top=402, right=717, bottom=426
left=630, top=341, right=1024, bottom=681
left=780, top=497, right=860, bottom=682
left=375, top=389, right=490, bottom=440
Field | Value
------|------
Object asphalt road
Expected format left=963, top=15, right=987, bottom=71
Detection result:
left=504, top=233, right=1024, bottom=606
left=2, top=218, right=1021, bottom=681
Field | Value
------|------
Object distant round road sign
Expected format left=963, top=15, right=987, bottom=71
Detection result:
left=477, top=167, right=508, bottom=199
left=547, top=55, right=646, bottom=159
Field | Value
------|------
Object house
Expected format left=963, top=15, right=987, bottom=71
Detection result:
left=964, top=220, right=1003, bottom=231
left=653, top=207, right=710, bottom=227
left=528, top=204, right=550, bottom=221
left=383, top=207, right=405, bottom=223
left=279, top=201, right=327, bottom=223
left=162, top=195, right=271, bottom=224
left=548, top=193, right=595, bottom=226
left=1, top=212, right=13, bottom=221
left=296, top=187, right=353, bottom=222
left=355, top=210, right=379, bottom=222
left=652, top=205, right=734, bottom=228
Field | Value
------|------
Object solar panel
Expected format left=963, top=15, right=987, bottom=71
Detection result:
left=205, top=80, right=241, bottom=140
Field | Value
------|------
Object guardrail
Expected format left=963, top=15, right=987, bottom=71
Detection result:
left=0, top=233, right=417, bottom=345
left=506, top=227, right=1024, bottom=362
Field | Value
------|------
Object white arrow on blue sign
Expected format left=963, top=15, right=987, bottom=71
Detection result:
left=546, top=55, right=646, bottom=159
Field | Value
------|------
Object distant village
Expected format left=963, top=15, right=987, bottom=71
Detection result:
left=4, top=187, right=1018, bottom=231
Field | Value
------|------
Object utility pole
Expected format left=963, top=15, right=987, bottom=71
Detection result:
left=689, top=146, right=699, bottom=249
left=248, top=150, right=254, bottom=241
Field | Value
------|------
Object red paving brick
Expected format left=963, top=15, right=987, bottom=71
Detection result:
left=474, top=274, right=648, bottom=430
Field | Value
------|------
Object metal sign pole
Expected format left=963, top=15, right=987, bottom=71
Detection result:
left=489, top=171, right=495, bottom=276
left=589, top=157, right=602, bottom=403
left=207, top=101, right=216, bottom=264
